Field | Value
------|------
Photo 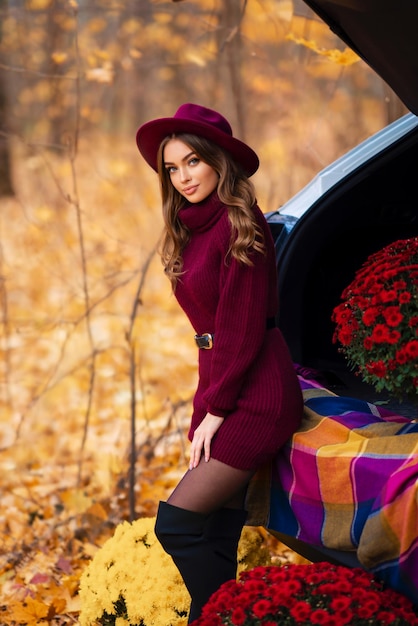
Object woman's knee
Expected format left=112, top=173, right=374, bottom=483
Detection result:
left=154, top=501, right=207, bottom=548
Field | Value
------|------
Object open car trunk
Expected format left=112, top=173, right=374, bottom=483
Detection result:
left=267, top=117, right=418, bottom=410
left=264, top=0, right=418, bottom=576
left=299, top=0, right=418, bottom=116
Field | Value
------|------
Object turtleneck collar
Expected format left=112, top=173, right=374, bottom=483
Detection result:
left=178, top=191, right=227, bottom=233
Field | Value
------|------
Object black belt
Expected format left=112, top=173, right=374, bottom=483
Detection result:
left=194, top=317, right=276, bottom=350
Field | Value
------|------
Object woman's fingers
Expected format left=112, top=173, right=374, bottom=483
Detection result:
left=189, top=413, right=224, bottom=470
left=189, top=434, right=203, bottom=470
left=204, top=435, right=211, bottom=464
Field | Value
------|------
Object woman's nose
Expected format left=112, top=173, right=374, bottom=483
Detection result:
left=179, top=167, right=191, bottom=182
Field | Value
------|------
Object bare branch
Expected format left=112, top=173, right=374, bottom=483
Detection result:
left=125, top=240, right=161, bottom=520
left=0, top=62, right=77, bottom=81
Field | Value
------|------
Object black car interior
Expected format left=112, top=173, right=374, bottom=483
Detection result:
left=269, top=123, right=418, bottom=407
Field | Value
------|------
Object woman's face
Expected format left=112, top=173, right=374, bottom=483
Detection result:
left=163, top=138, right=219, bottom=203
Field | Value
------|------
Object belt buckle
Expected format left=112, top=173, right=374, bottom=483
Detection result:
left=195, top=332, right=213, bottom=349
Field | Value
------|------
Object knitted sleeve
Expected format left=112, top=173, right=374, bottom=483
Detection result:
left=202, top=212, right=275, bottom=417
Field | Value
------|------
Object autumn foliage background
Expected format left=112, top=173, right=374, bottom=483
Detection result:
left=0, top=0, right=407, bottom=624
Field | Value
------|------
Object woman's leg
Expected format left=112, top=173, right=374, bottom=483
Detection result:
left=168, top=456, right=253, bottom=512
left=155, top=458, right=253, bottom=622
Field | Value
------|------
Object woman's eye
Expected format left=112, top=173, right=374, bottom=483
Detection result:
left=167, top=166, right=176, bottom=174
left=189, top=157, right=199, bottom=166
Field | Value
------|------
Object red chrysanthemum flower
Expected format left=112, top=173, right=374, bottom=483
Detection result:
left=387, top=330, right=401, bottom=344
left=333, top=304, right=353, bottom=323
left=399, top=291, right=412, bottom=304
left=311, top=608, right=333, bottom=623
left=371, top=324, right=391, bottom=343
left=383, top=306, right=404, bottom=327
left=330, top=596, right=351, bottom=612
left=377, top=611, right=398, bottom=622
left=336, top=328, right=354, bottom=346
left=405, top=339, right=418, bottom=358
left=357, top=601, right=380, bottom=619
left=282, top=579, right=302, bottom=594
left=290, top=600, right=312, bottom=621
left=380, top=289, right=398, bottom=303
left=365, top=360, right=387, bottom=378
left=251, top=599, right=273, bottom=619
left=395, top=347, right=409, bottom=365
left=362, top=306, right=380, bottom=325
left=363, top=336, right=373, bottom=350
left=230, top=606, right=246, bottom=626
left=190, top=563, right=418, bottom=626
left=212, top=591, right=234, bottom=612
left=332, top=237, right=418, bottom=401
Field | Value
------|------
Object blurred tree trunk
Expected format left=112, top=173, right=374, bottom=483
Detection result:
left=45, top=2, right=71, bottom=148
left=220, top=0, right=246, bottom=139
left=0, top=0, right=14, bottom=196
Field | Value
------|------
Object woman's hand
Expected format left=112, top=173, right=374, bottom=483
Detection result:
left=189, top=413, right=224, bottom=470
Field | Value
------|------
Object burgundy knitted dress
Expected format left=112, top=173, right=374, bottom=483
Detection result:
left=174, top=192, right=303, bottom=470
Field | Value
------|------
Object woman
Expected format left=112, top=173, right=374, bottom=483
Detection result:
left=136, top=103, right=303, bottom=623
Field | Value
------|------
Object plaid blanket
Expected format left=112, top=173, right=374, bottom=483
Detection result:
left=268, top=376, right=418, bottom=604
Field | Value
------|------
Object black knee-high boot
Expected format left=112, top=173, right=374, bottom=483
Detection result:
left=155, top=501, right=247, bottom=623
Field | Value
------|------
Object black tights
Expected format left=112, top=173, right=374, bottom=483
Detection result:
left=167, top=457, right=254, bottom=514
left=157, top=458, right=252, bottom=622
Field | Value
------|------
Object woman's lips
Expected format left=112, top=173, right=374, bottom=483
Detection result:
left=183, top=185, right=198, bottom=195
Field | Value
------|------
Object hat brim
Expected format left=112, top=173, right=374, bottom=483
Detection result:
left=136, top=117, right=259, bottom=177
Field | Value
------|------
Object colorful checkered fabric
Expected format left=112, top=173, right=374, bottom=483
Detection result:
left=269, top=376, right=418, bottom=604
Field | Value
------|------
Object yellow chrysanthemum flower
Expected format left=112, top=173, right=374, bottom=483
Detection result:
left=79, top=517, right=272, bottom=626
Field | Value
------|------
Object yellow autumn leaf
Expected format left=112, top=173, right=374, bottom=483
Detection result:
left=325, top=47, right=360, bottom=66
left=51, top=51, right=68, bottom=64
left=62, top=588, right=82, bottom=613
left=286, top=33, right=360, bottom=66
left=85, top=501, right=108, bottom=520
left=61, top=489, right=93, bottom=514
left=8, top=598, right=49, bottom=625
left=49, top=597, right=67, bottom=616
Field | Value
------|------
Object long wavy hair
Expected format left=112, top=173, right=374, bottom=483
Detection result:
left=157, top=133, right=265, bottom=289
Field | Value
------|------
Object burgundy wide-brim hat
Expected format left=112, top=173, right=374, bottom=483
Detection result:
left=136, top=103, right=259, bottom=177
